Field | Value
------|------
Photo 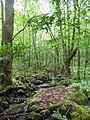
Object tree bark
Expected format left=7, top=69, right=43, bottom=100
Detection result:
left=1, top=0, right=14, bottom=85
left=77, top=0, right=80, bottom=80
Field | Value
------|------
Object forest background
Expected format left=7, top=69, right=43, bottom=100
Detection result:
left=0, top=0, right=90, bottom=86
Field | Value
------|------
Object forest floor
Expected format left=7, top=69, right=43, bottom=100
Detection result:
left=0, top=71, right=90, bottom=120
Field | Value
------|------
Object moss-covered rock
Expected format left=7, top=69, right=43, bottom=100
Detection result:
left=5, top=104, right=24, bottom=115
left=28, top=111, right=42, bottom=120
left=82, top=106, right=90, bottom=114
left=49, top=102, right=60, bottom=112
left=28, top=110, right=50, bottom=120
left=27, top=86, right=89, bottom=120
left=28, top=98, right=38, bottom=111
left=69, top=92, right=87, bottom=105
left=40, top=109, right=50, bottom=116
left=0, top=85, right=14, bottom=96
left=0, top=98, right=9, bottom=112
left=63, top=100, right=90, bottom=120
left=34, top=80, right=43, bottom=85
left=14, top=80, right=27, bottom=90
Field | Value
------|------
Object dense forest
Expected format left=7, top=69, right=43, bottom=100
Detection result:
left=0, top=0, right=90, bottom=120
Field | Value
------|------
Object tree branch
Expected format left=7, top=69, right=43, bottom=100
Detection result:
left=12, top=14, right=49, bottom=40
left=12, top=17, right=32, bottom=40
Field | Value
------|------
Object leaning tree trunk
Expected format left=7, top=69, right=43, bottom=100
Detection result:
left=1, top=0, right=14, bottom=85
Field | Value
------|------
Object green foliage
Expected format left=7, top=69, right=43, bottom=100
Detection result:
left=27, top=13, right=55, bottom=31
left=52, top=108, right=68, bottom=120
left=0, top=0, right=90, bottom=84
left=70, top=80, right=90, bottom=97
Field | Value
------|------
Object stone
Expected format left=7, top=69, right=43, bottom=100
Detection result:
left=27, top=86, right=90, bottom=120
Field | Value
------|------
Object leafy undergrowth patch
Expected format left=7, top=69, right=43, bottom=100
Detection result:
left=27, top=86, right=90, bottom=120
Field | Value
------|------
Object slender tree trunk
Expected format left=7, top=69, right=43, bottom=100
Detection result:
left=0, top=0, right=4, bottom=83
left=77, top=0, right=80, bottom=80
left=32, top=31, right=39, bottom=71
left=66, top=0, right=71, bottom=75
left=57, top=2, right=68, bottom=76
left=71, top=0, right=76, bottom=51
left=83, top=23, right=89, bottom=79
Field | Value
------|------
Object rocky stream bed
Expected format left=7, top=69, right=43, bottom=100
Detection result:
left=0, top=74, right=90, bottom=120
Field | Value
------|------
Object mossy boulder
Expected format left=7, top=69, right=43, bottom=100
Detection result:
left=5, top=104, right=24, bottom=115
left=34, top=80, right=43, bottom=85
left=14, top=80, right=27, bottom=90
left=63, top=100, right=90, bottom=120
left=69, top=92, right=87, bottom=105
left=0, top=85, right=14, bottom=96
left=0, top=97, right=9, bottom=112
left=28, top=111, right=42, bottom=120
left=27, top=86, right=90, bottom=120
left=28, top=98, right=38, bottom=112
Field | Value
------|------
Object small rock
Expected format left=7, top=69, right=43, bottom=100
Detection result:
left=5, top=104, right=24, bottom=115
left=38, top=83, right=51, bottom=88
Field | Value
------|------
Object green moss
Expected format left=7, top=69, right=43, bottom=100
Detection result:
left=0, top=86, right=2, bottom=90
left=18, top=89, right=24, bottom=94
left=0, top=85, right=14, bottom=96
left=64, top=100, right=90, bottom=120
left=71, top=111, right=90, bottom=120
left=0, top=96, right=5, bottom=100
left=18, top=84, right=26, bottom=90
left=0, top=100, right=9, bottom=110
left=82, top=106, right=90, bottom=114
left=50, top=79, right=57, bottom=86
left=59, top=106, right=66, bottom=115
left=28, top=97, right=38, bottom=111
left=34, top=80, right=43, bottom=85
left=25, top=83, right=29, bottom=87
left=87, top=93, right=90, bottom=99
left=49, top=102, right=60, bottom=112
left=31, top=105, right=38, bottom=111
left=14, top=80, right=26, bottom=90
left=60, top=80, right=71, bottom=86
left=28, top=111, right=42, bottom=120
left=6, top=104, right=23, bottom=114
left=40, top=109, right=50, bottom=116
left=27, top=86, right=90, bottom=120
left=69, top=92, right=87, bottom=105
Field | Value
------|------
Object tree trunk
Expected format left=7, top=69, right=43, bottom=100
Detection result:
left=0, top=0, right=4, bottom=84
left=0, top=0, right=14, bottom=85
left=77, top=0, right=80, bottom=80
